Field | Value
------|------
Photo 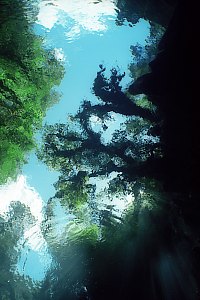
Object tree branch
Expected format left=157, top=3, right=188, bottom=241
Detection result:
left=93, top=69, right=157, bottom=122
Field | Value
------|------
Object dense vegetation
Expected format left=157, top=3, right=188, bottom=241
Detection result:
left=0, top=0, right=65, bottom=183
left=38, top=66, right=161, bottom=209
left=0, top=1, right=64, bottom=297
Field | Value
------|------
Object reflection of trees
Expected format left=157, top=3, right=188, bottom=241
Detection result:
left=0, top=202, right=38, bottom=299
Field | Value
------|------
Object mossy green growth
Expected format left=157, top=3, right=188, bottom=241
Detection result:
left=0, top=5, right=65, bottom=184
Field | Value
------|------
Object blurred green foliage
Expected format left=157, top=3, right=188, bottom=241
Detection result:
left=0, top=0, right=65, bottom=183
left=0, top=201, right=38, bottom=299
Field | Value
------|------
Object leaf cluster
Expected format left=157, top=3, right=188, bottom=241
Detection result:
left=0, top=1, right=65, bottom=183
left=129, top=23, right=165, bottom=79
left=39, top=68, right=161, bottom=212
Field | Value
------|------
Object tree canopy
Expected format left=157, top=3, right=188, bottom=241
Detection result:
left=0, top=0, right=65, bottom=183
left=37, top=1, right=200, bottom=299
left=38, top=67, right=162, bottom=211
left=129, top=22, right=165, bottom=79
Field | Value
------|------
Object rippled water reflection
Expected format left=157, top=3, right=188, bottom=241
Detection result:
left=37, top=0, right=118, bottom=42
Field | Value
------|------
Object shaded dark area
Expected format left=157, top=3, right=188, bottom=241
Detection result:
left=93, top=66, right=157, bottom=122
left=116, top=0, right=176, bottom=27
left=129, top=1, right=199, bottom=202
left=128, top=0, right=200, bottom=297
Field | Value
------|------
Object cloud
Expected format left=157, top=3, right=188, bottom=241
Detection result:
left=37, top=0, right=117, bottom=40
left=0, top=175, right=46, bottom=251
left=54, top=47, right=65, bottom=61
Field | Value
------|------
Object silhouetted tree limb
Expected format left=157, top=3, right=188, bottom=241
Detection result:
left=93, top=67, right=158, bottom=122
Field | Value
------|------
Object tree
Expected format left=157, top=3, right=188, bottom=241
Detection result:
left=0, top=0, right=65, bottom=183
left=39, top=176, right=198, bottom=300
left=129, top=22, right=165, bottom=79
left=0, top=0, right=39, bottom=27
left=115, top=0, right=176, bottom=28
left=0, top=202, right=38, bottom=299
left=38, top=2, right=200, bottom=299
left=38, top=68, right=161, bottom=210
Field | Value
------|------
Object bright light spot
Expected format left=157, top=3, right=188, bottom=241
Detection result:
left=101, top=193, right=134, bottom=215
left=139, top=189, right=144, bottom=195
left=23, top=224, right=46, bottom=251
left=90, top=115, right=102, bottom=124
left=126, top=193, right=134, bottom=204
left=37, top=3, right=58, bottom=29
left=54, top=47, right=65, bottom=61
left=37, top=0, right=117, bottom=40
left=90, top=174, right=134, bottom=218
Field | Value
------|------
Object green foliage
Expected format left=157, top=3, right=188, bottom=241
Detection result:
left=0, top=1, right=65, bottom=183
left=0, top=142, right=25, bottom=183
left=38, top=67, right=161, bottom=214
left=54, top=173, right=90, bottom=209
left=129, top=23, right=165, bottom=79
left=39, top=110, right=160, bottom=211
left=65, top=223, right=99, bottom=246
left=40, top=178, right=181, bottom=300
left=38, top=2, right=198, bottom=299
left=133, top=94, right=155, bottom=111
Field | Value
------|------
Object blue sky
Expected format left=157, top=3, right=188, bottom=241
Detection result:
left=1, top=1, right=150, bottom=282
left=23, top=18, right=149, bottom=204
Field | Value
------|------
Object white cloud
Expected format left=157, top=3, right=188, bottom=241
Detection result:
left=37, top=0, right=117, bottom=39
left=37, top=2, right=59, bottom=29
left=0, top=175, right=46, bottom=251
left=54, top=47, right=65, bottom=61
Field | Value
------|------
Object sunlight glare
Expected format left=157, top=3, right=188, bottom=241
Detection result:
left=37, top=0, right=118, bottom=38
